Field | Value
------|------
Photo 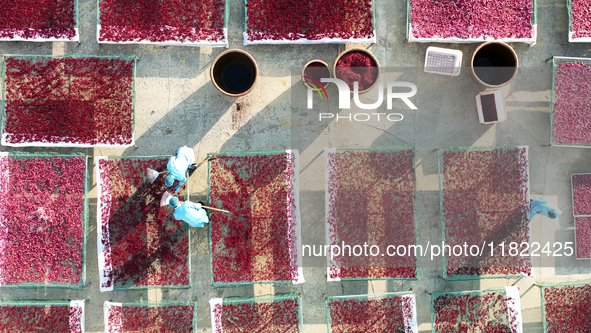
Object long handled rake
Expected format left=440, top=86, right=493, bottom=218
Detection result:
left=159, top=192, right=230, bottom=213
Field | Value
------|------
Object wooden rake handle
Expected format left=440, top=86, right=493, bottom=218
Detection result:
left=202, top=205, right=229, bottom=213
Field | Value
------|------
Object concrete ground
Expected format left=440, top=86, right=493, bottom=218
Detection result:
left=2, top=0, right=591, bottom=331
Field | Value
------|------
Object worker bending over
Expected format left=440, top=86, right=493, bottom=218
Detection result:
left=168, top=196, right=209, bottom=228
left=530, top=197, right=561, bottom=220
left=165, top=146, right=196, bottom=188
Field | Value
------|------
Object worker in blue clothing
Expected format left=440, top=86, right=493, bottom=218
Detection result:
left=165, top=146, right=196, bottom=190
left=530, top=197, right=561, bottom=220
left=168, top=196, right=209, bottom=228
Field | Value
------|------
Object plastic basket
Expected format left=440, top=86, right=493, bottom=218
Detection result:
left=207, top=150, right=303, bottom=287
left=104, top=301, right=197, bottom=332
left=0, top=152, right=88, bottom=289
left=437, top=147, right=532, bottom=280
left=97, top=0, right=228, bottom=46
left=539, top=281, right=591, bottom=332
left=324, top=147, right=418, bottom=281
left=96, top=156, right=190, bottom=291
left=431, top=287, right=522, bottom=332
left=1, top=54, right=136, bottom=147
left=325, top=291, right=418, bottom=332
left=424, top=47, right=462, bottom=76
left=209, top=293, right=302, bottom=333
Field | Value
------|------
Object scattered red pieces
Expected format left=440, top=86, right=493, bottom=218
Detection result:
left=570, top=0, right=591, bottom=39
left=542, top=284, right=591, bottom=332
left=0, top=302, right=82, bottom=332
left=571, top=174, right=591, bottom=216
left=432, top=290, right=519, bottom=332
left=98, top=0, right=226, bottom=43
left=0, top=154, right=86, bottom=287
left=98, top=157, right=189, bottom=289
left=245, top=0, right=374, bottom=42
left=575, top=217, right=591, bottom=259
left=106, top=303, right=196, bottom=332
left=552, top=62, right=591, bottom=145
left=326, top=294, right=416, bottom=332
left=216, top=295, right=301, bottom=332
left=208, top=152, right=299, bottom=285
left=335, top=51, right=378, bottom=91
left=409, top=0, right=534, bottom=40
left=0, top=0, right=77, bottom=40
left=326, top=149, right=417, bottom=280
left=2, top=56, right=135, bottom=147
left=440, top=147, right=531, bottom=278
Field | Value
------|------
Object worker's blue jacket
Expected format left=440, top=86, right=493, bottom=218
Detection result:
left=167, top=146, right=195, bottom=186
left=174, top=201, right=209, bottom=228
left=530, top=198, right=561, bottom=220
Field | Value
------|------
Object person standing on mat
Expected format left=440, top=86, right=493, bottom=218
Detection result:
left=165, top=146, right=196, bottom=191
left=168, top=196, right=209, bottom=228
left=530, top=197, right=561, bottom=220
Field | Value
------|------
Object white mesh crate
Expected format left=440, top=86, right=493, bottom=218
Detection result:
left=424, top=47, right=462, bottom=76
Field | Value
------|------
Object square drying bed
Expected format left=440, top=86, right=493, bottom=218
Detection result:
left=1, top=55, right=136, bottom=147
left=0, top=300, right=84, bottom=332
left=96, top=156, right=190, bottom=291
left=540, top=282, right=591, bottom=332
left=0, top=1, right=78, bottom=41
left=407, top=0, right=536, bottom=45
left=438, top=147, right=532, bottom=280
left=431, top=287, right=522, bottom=332
left=104, top=301, right=197, bottom=332
left=568, top=0, right=591, bottom=42
left=97, top=0, right=228, bottom=46
left=209, top=294, right=302, bottom=332
left=571, top=173, right=591, bottom=259
left=324, top=148, right=418, bottom=281
left=325, top=292, right=418, bottom=333
left=243, top=0, right=375, bottom=44
left=550, top=57, right=591, bottom=147
left=208, top=150, right=303, bottom=287
left=0, top=152, right=88, bottom=289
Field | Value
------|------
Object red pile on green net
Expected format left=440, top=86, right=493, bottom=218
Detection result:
left=97, top=156, right=189, bottom=291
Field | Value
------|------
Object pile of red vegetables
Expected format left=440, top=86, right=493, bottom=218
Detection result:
left=570, top=0, right=591, bottom=39
left=98, top=0, right=226, bottom=43
left=3, top=56, right=134, bottom=146
left=552, top=62, right=591, bottom=145
left=209, top=152, right=299, bottom=285
left=107, top=303, right=195, bottom=332
left=98, top=157, right=189, bottom=289
left=326, top=295, right=415, bottom=332
left=432, top=291, right=518, bottom=332
left=335, top=51, right=378, bottom=91
left=0, top=0, right=77, bottom=40
left=245, top=0, right=374, bottom=42
left=213, top=296, right=300, bottom=333
left=543, top=284, right=591, bottom=332
left=326, top=149, right=417, bottom=280
left=0, top=154, right=86, bottom=286
left=410, top=0, right=534, bottom=40
left=440, top=148, right=531, bottom=278
left=0, top=303, right=82, bottom=332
